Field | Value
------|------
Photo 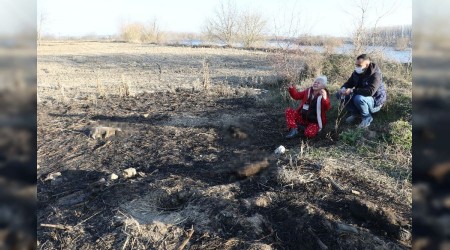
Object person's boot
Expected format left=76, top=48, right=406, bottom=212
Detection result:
left=286, top=128, right=298, bottom=139
left=345, top=114, right=359, bottom=124
left=358, top=115, right=373, bottom=128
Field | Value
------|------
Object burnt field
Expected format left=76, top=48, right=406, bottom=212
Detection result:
left=37, top=41, right=411, bottom=249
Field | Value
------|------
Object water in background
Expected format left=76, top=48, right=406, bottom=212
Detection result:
left=170, top=39, right=412, bottom=63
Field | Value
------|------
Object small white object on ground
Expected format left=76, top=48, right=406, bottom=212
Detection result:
left=45, top=172, right=61, bottom=181
left=110, top=173, right=119, bottom=180
left=351, top=189, right=361, bottom=195
left=274, top=145, right=286, bottom=155
left=122, top=168, right=137, bottom=178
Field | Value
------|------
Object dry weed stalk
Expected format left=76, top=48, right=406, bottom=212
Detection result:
left=202, top=58, right=211, bottom=90
left=56, top=77, right=66, bottom=103
left=96, top=72, right=107, bottom=99
left=119, top=74, right=131, bottom=97
left=335, top=95, right=352, bottom=133
left=156, top=63, right=162, bottom=81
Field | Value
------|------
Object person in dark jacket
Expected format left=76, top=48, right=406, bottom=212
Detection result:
left=336, top=54, right=387, bottom=128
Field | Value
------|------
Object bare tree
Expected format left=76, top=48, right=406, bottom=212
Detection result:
left=343, top=0, right=399, bottom=55
left=37, top=12, right=47, bottom=46
left=203, top=0, right=239, bottom=46
left=270, top=4, right=320, bottom=85
left=349, top=0, right=370, bottom=55
left=142, top=18, right=165, bottom=44
left=238, top=10, right=267, bottom=48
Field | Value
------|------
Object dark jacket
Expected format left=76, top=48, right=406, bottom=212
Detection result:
left=341, top=63, right=387, bottom=106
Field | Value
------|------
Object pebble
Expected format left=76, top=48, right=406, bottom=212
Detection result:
left=274, top=145, right=286, bottom=155
left=122, top=168, right=137, bottom=178
left=110, top=173, right=119, bottom=180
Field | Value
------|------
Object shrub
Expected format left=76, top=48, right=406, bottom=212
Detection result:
left=120, top=20, right=165, bottom=44
left=339, top=128, right=364, bottom=146
left=395, top=37, right=410, bottom=51
left=380, top=92, right=412, bottom=123
left=120, top=23, right=143, bottom=43
left=388, top=120, right=412, bottom=151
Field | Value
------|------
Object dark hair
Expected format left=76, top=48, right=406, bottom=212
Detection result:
left=356, top=54, right=371, bottom=61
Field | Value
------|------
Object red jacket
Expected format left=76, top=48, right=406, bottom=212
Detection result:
left=288, top=86, right=331, bottom=131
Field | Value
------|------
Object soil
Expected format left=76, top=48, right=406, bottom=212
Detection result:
left=37, top=89, right=410, bottom=249
left=37, top=41, right=411, bottom=249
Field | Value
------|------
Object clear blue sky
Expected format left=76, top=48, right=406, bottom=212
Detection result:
left=37, top=0, right=412, bottom=37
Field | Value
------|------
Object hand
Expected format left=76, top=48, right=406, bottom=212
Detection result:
left=320, top=89, right=327, bottom=99
left=341, top=88, right=352, bottom=96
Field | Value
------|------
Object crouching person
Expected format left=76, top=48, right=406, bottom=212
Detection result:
left=285, top=76, right=331, bottom=139
left=335, top=54, right=387, bottom=128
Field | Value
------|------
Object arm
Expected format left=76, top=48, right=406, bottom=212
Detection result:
left=341, top=74, right=355, bottom=89
left=353, top=72, right=382, bottom=96
left=288, top=86, right=305, bottom=100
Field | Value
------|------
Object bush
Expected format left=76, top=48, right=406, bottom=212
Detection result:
left=321, top=54, right=355, bottom=84
left=388, top=120, right=412, bottom=151
left=120, top=20, right=165, bottom=44
left=379, top=92, right=412, bottom=123
left=395, top=37, right=410, bottom=51
left=339, top=128, right=364, bottom=146
left=120, top=23, right=144, bottom=43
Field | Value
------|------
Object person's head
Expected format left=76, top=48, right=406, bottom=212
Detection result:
left=355, top=54, right=371, bottom=74
left=312, top=75, right=327, bottom=90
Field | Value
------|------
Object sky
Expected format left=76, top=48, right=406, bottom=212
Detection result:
left=36, top=0, right=412, bottom=38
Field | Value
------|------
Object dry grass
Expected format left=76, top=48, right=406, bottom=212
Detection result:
left=37, top=41, right=273, bottom=103
left=119, top=74, right=131, bottom=97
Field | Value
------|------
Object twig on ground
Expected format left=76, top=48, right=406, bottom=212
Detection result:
left=177, top=225, right=194, bottom=250
left=122, top=235, right=130, bottom=250
left=324, top=177, right=346, bottom=193
left=40, top=223, right=73, bottom=231
left=307, top=227, right=328, bottom=250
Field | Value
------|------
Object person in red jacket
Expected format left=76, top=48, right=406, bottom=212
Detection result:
left=285, top=76, right=331, bottom=139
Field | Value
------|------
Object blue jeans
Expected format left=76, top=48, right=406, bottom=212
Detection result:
left=336, top=93, right=381, bottom=117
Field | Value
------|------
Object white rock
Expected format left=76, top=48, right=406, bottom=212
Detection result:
left=44, top=172, right=61, bottom=181
left=122, top=168, right=137, bottom=179
left=110, top=173, right=119, bottom=180
left=274, top=145, right=286, bottom=155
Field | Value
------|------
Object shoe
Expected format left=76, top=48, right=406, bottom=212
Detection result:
left=286, top=128, right=298, bottom=139
left=345, top=115, right=359, bottom=124
left=358, top=116, right=373, bottom=128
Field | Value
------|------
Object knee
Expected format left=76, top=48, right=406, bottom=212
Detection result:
left=304, top=124, right=319, bottom=138
left=353, top=94, right=364, bottom=104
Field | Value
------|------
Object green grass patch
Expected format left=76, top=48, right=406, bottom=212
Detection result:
left=388, top=120, right=412, bottom=151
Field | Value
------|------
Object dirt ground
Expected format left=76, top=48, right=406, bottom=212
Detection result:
left=37, top=41, right=411, bottom=249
